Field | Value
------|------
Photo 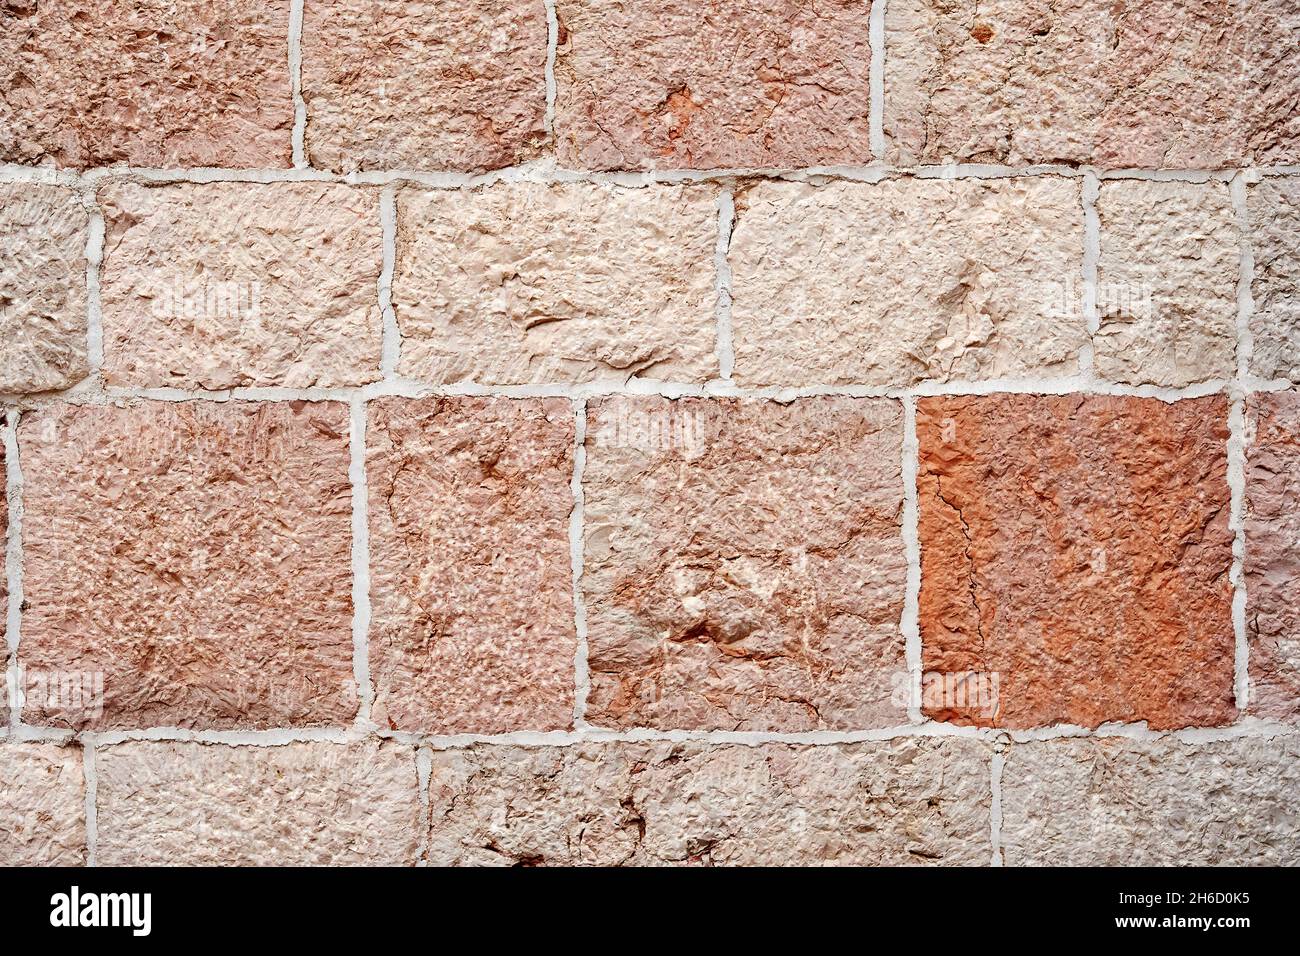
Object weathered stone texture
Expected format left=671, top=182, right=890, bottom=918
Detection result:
left=1095, top=181, right=1239, bottom=387
left=0, top=0, right=292, bottom=169
left=728, top=178, right=1084, bottom=385
left=0, top=184, right=89, bottom=393
left=1249, top=178, right=1300, bottom=382
left=0, top=744, right=86, bottom=866
left=886, top=0, right=1300, bottom=168
left=367, top=398, right=576, bottom=734
left=555, top=0, right=873, bottom=170
left=18, top=401, right=356, bottom=730
left=96, top=741, right=420, bottom=865
left=427, top=739, right=990, bottom=865
left=395, top=184, right=717, bottom=384
left=302, top=0, right=546, bottom=173
left=98, top=182, right=382, bottom=390
left=583, top=397, right=906, bottom=731
left=1001, top=736, right=1300, bottom=865
left=1246, top=393, right=1300, bottom=720
left=917, top=395, right=1235, bottom=730
left=0, top=438, right=5, bottom=623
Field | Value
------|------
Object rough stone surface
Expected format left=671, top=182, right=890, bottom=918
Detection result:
left=99, top=182, right=383, bottom=390
left=1248, top=178, right=1300, bottom=382
left=0, top=184, right=89, bottom=393
left=18, top=401, right=356, bottom=730
left=917, top=394, right=1235, bottom=730
left=885, top=0, right=1300, bottom=168
left=0, top=744, right=86, bottom=866
left=555, top=0, right=873, bottom=170
left=1001, top=736, right=1300, bottom=865
left=583, top=397, right=906, bottom=731
left=728, top=178, right=1084, bottom=385
left=368, top=397, right=576, bottom=734
left=0, top=437, right=5, bottom=625
left=1245, top=393, right=1300, bottom=720
left=96, top=741, right=420, bottom=865
left=395, top=184, right=717, bottom=384
left=0, top=0, right=292, bottom=169
left=427, top=739, right=991, bottom=865
left=1095, top=181, right=1239, bottom=387
left=302, top=0, right=547, bottom=173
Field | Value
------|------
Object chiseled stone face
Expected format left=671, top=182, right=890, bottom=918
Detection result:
left=302, top=0, right=547, bottom=173
left=728, top=177, right=1084, bottom=386
left=0, top=744, right=86, bottom=866
left=1249, top=178, right=1300, bottom=382
left=0, top=0, right=292, bottom=169
left=886, top=0, right=1300, bottom=168
left=1094, top=180, right=1239, bottom=387
left=427, top=739, right=991, bottom=865
left=917, top=394, right=1235, bottom=730
left=95, top=741, right=420, bottom=866
left=367, top=397, right=576, bottom=734
left=555, top=0, right=874, bottom=170
left=582, top=396, right=906, bottom=732
left=0, top=184, right=89, bottom=394
left=394, top=184, right=718, bottom=385
left=18, top=401, right=356, bottom=730
left=98, top=182, right=383, bottom=390
left=1246, top=393, right=1300, bottom=720
left=1001, top=736, right=1300, bottom=865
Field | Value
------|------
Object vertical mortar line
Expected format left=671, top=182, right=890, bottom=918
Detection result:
left=989, top=743, right=1006, bottom=867
left=900, top=395, right=923, bottom=724
left=1228, top=396, right=1248, bottom=712
left=544, top=0, right=559, bottom=142
left=84, top=183, right=106, bottom=382
left=349, top=397, right=375, bottom=727
left=5, top=409, right=24, bottom=732
left=415, top=745, right=433, bottom=864
left=1079, top=170, right=1101, bottom=380
left=1228, top=170, right=1255, bottom=712
left=713, top=187, right=736, bottom=383
left=570, top=399, right=590, bottom=728
left=82, top=739, right=99, bottom=867
left=379, top=184, right=400, bottom=380
left=289, top=0, right=308, bottom=168
left=868, top=0, right=887, bottom=157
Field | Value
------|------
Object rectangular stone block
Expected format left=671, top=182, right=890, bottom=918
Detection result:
left=583, top=396, right=906, bottom=731
left=0, top=183, right=89, bottom=393
left=96, top=741, right=420, bottom=865
left=1245, top=393, right=1300, bottom=720
left=728, top=178, right=1084, bottom=386
left=0, top=743, right=86, bottom=866
left=302, top=0, right=547, bottom=173
left=917, top=394, right=1235, bottom=730
left=99, top=182, right=382, bottom=390
left=886, top=0, right=1300, bottom=168
left=1248, top=178, right=1300, bottom=382
left=1001, top=736, right=1300, bottom=865
left=394, top=183, right=718, bottom=385
left=0, top=0, right=292, bottom=168
left=427, top=739, right=991, bottom=865
left=367, top=397, right=577, bottom=734
left=18, top=401, right=356, bottom=730
left=1095, top=180, right=1238, bottom=386
left=555, top=0, right=873, bottom=169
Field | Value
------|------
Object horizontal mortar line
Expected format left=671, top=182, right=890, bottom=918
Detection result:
left=2, top=376, right=1297, bottom=410
left=3, top=161, right=1299, bottom=189
left=6, top=718, right=1297, bottom=750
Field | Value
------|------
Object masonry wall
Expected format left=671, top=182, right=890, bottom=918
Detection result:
left=1, top=0, right=1298, bottom=866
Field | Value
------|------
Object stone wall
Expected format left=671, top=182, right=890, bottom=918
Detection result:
left=1, top=0, right=1298, bottom=866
